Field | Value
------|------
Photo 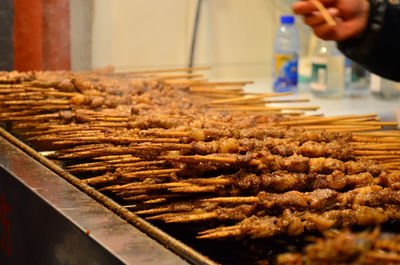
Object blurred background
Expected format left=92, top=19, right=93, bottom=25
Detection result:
left=1, top=0, right=312, bottom=79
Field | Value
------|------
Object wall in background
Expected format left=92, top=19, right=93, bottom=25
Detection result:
left=13, top=0, right=70, bottom=71
left=88, top=0, right=310, bottom=79
left=70, top=0, right=92, bottom=71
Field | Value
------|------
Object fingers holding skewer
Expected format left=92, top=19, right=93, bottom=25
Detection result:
left=293, top=0, right=370, bottom=41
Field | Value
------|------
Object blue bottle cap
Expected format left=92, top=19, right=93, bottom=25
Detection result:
left=281, top=15, right=295, bottom=24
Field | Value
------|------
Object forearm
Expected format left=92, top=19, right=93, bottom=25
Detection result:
left=338, top=0, right=400, bottom=81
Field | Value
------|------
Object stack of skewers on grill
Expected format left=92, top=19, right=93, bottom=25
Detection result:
left=1, top=68, right=400, bottom=264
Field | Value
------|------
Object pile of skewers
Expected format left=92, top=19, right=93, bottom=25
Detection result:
left=1, top=68, right=400, bottom=264
left=276, top=227, right=400, bottom=265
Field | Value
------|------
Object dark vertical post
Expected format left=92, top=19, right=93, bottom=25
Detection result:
left=188, top=0, right=203, bottom=72
left=0, top=0, right=14, bottom=70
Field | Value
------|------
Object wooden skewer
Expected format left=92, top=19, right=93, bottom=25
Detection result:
left=87, top=117, right=129, bottom=122
left=168, top=186, right=218, bottom=193
left=146, top=213, right=177, bottom=221
left=352, top=136, right=400, bottom=143
left=190, top=90, right=245, bottom=96
left=6, top=113, right=60, bottom=121
left=350, top=141, right=400, bottom=146
left=0, top=110, right=39, bottom=117
left=189, top=86, right=243, bottom=92
left=111, top=182, right=191, bottom=191
left=271, top=114, right=379, bottom=126
left=0, top=89, right=30, bottom=94
left=104, top=157, right=153, bottom=164
left=263, top=98, right=310, bottom=104
left=194, top=94, right=246, bottom=100
left=143, top=198, right=167, bottom=204
left=386, top=166, right=400, bottom=170
left=1, top=91, right=78, bottom=98
left=124, top=194, right=184, bottom=203
left=197, top=225, right=241, bottom=235
left=333, top=121, right=398, bottom=127
left=356, top=129, right=400, bottom=134
left=201, top=197, right=260, bottom=204
left=49, top=136, right=181, bottom=144
left=158, top=155, right=262, bottom=167
left=282, top=124, right=383, bottom=129
left=213, top=106, right=319, bottom=111
left=99, top=182, right=139, bottom=191
left=335, top=117, right=381, bottom=123
left=93, top=155, right=136, bottom=161
left=140, top=130, right=189, bottom=138
left=0, top=84, right=24, bottom=88
left=78, top=165, right=161, bottom=173
left=135, top=207, right=177, bottom=215
left=156, top=73, right=204, bottom=80
left=165, top=212, right=218, bottom=223
left=109, top=161, right=167, bottom=169
left=354, top=150, right=400, bottom=156
left=123, top=169, right=181, bottom=179
left=3, top=99, right=70, bottom=105
left=197, top=228, right=242, bottom=239
left=115, top=66, right=212, bottom=75
left=182, top=178, right=233, bottom=185
left=380, top=161, right=400, bottom=166
left=302, top=125, right=383, bottom=132
left=354, top=131, right=400, bottom=137
left=59, top=149, right=127, bottom=159
left=207, top=98, right=310, bottom=106
left=58, top=144, right=112, bottom=153
left=190, top=81, right=253, bottom=87
left=276, top=111, right=306, bottom=116
left=38, top=151, right=58, bottom=158
left=351, top=145, right=400, bottom=151
left=81, top=174, right=118, bottom=185
left=158, top=155, right=236, bottom=164
left=311, top=0, right=337, bottom=26
left=13, top=122, right=53, bottom=129
left=130, top=143, right=191, bottom=150
left=51, top=140, right=93, bottom=146
left=31, top=105, right=71, bottom=110
left=68, top=166, right=108, bottom=173
left=51, top=130, right=103, bottom=137
left=376, top=158, right=400, bottom=163
left=366, top=251, right=400, bottom=262
left=44, top=91, right=80, bottom=97
left=164, top=78, right=208, bottom=85
left=211, top=92, right=293, bottom=104
left=23, top=126, right=103, bottom=136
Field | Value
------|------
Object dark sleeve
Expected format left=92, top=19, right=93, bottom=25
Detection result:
left=338, top=0, right=400, bottom=81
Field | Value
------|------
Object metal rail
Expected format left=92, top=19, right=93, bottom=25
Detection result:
left=0, top=126, right=217, bottom=265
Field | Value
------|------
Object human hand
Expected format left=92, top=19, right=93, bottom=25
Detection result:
left=292, top=0, right=370, bottom=41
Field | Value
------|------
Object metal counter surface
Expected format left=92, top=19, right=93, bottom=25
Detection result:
left=0, top=135, right=188, bottom=265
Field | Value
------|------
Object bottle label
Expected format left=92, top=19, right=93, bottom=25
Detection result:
left=273, top=54, right=298, bottom=91
left=344, top=58, right=351, bottom=89
left=311, top=57, right=328, bottom=92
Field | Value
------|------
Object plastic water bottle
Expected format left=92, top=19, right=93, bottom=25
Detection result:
left=345, top=61, right=370, bottom=97
left=273, top=15, right=300, bottom=93
left=370, top=74, right=400, bottom=99
left=310, top=39, right=345, bottom=98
